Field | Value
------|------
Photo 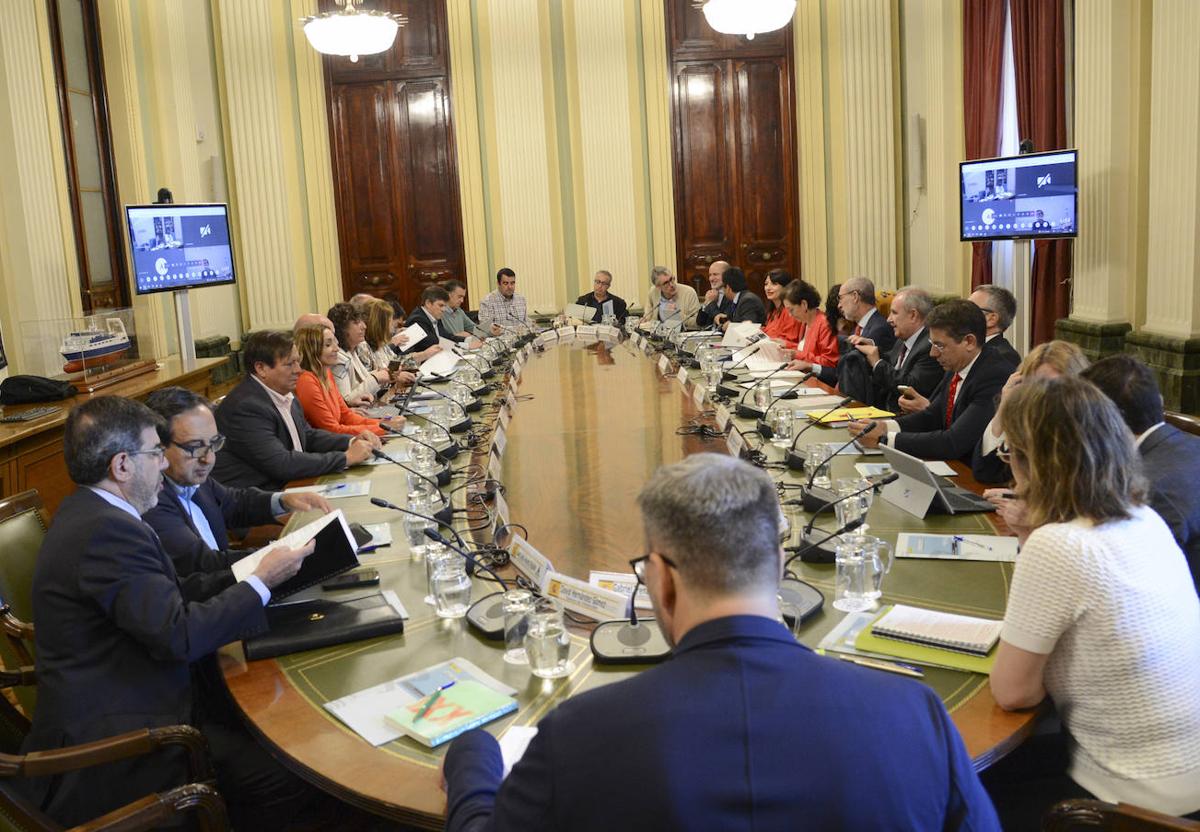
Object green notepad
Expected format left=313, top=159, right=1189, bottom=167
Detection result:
left=854, top=605, right=999, bottom=675
left=384, top=680, right=518, bottom=748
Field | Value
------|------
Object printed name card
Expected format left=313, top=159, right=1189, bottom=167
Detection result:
left=715, top=404, right=731, bottom=431
left=676, top=366, right=689, bottom=387
left=493, top=426, right=507, bottom=456
left=727, top=427, right=745, bottom=456
left=658, top=355, right=670, bottom=374
left=576, top=324, right=599, bottom=337
left=597, top=324, right=620, bottom=339
left=534, top=331, right=557, bottom=347
left=542, top=571, right=628, bottom=621
left=692, top=383, right=706, bottom=408
left=509, top=535, right=553, bottom=590
left=493, top=489, right=512, bottom=529
left=488, top=452, right=502, bottom=483
left=508, top=375, right=520, bottom=396
left=499, top=402, right=512, bottom=430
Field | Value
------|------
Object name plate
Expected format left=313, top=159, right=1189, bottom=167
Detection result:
left=488, top=451, right=502, bottom=482
left=658, top=355, right=670, bottom=373
left=542, top=571, right=627, bottom=621
left=534, top=331, right=557, bottom=347
left=493, top=426, right=507, bottom=455
left=633, top=334, right=646, bottom=350
left=727, top=427, right=746, bottom=456
left=504, top=391, right=517, bottom=414
left=597, top=324, right=620, bottom=339
left=494, top=489, right=512, bottom=529
left=499, top=401, right=512, bottom=429
left=508, top=375, right=520, bottom=396
left=675, top=366, right=689, bottom=388
left=715, top=404, right=731, bottom=431
left=692, top=383, right=706, bottom=408
left=557, top=325, right=576, bottom=338
left=520, top=345, right=533, bottom=362
left=510, top=535, right=553, bottom=590
left=576, top=324, right=599, bottom=337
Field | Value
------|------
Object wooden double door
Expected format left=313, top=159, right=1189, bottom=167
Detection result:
left=324, top=0, right=465, bottom=313
left=667, top=0, right=800, bottom=298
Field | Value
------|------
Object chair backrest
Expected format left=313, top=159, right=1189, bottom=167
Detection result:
left=1165, top=411, right=1200, bottom=438
left=0, top=492, right=45, bottom=718
left=1044, top=799, right=1200, bottom=831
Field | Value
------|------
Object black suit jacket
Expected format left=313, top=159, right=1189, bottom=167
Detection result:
left=891, top=348, right=1010, bottom=462
left=1141, top=424, right=1200, bottom=592
left=696, top=293, right=734, bottom=328
left=575, top=292, right=628, bottom=324
left=443, top=616, right=998, bottom=831
left=23, top=488, right=266, bottom=826
left=143, top=478, right=277, bottom=601
left=985, top=334, right=1021, bottom=371
left=212, top=376, right=350, bottom=491
left=728, top=291, right=767, bottom=324
left=404, top=309, right=463, bottom=354
left=868, top=328, right=943, bottom=411
left=819, top=309, right=896, bottom=387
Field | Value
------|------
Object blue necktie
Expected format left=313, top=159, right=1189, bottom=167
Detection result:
left=176, top=484, right=219, bottom=551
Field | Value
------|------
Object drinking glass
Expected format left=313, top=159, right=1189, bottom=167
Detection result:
left=704, top=365, right=724, bottom=389
left=834, top=477, right=872, bottom=532
left=601, top=314, right=617, bottom=328
left=403, top=501, right=432, bottom=561
left=423, top=544, right=455, bottom=605
left=768, top=409, right=794, bottom=448
left=752, top=379, right=773, bottom=410
left=854, top=535, right=893, bottom=602
left=524, top=597, right=572, bottom=679
left=833, top=541, right=874, bottom=612
left=805, top=445, right=832, bottom=489
left=431, top=561, right=472, bottom=619
left=625, top=317, right=639, bottom=334
left=409, top=443, right=436, bottom=474
left=501, top=589, right=535, bottom=665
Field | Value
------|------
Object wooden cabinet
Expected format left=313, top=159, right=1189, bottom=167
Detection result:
left=322, top=0, right=465, bottom=314
left=666, top=0, right=799, bottom=298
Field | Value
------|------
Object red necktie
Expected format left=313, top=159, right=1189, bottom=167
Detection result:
left=944, top=373, right=961, bottom=428
left=854, top=324, right=863, bottom=337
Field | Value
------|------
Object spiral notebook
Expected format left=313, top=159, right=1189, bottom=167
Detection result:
left=869, top=604, right=1003, bottom=657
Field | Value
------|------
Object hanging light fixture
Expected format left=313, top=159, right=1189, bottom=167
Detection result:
left=697, top=0, right=796, bottom=41
left=301, top=0, right=406, bottom=63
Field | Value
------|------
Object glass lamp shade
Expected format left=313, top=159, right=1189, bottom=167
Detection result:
left=701, top=0, right=796, bottom=40
left=302, top=8, right=401, bottom=62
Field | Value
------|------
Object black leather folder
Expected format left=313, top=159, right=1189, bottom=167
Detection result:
left=243, top=592, right=405, bottom=661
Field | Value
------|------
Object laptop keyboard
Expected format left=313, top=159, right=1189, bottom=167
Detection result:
left=937, top=477, right=996, bottom=512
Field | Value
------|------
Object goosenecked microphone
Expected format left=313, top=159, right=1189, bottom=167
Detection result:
left=589, top=582, right=671, bottom=666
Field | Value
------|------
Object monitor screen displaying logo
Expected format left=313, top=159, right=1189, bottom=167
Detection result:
left=125, top=204, right=237, bottom=295
left=959, top=150, right=1077, bottom=242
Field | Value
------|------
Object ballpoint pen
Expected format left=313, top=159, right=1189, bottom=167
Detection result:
left=320, top=483, right=348, bottom=496
left=951, top=535, right=993, bottom=554
left=413, top=681, right=456, bottom=723
left=836, top=655, right=925, bottom=679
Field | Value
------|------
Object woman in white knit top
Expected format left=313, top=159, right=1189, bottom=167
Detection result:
left=987, top=375, right=1200, bottom=823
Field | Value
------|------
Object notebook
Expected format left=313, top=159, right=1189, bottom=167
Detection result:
left=869, top=604, right=1003, bottom=657
left=805, top=406, right=895, bottom=426
left=384, top=680, right=518, bottom=748
left=231, top=510, right=360, bottom=600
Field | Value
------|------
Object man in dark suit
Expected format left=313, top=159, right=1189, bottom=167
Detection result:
left=970, top=284, right=1021, bottom=371
left=442, top=454, right=999, bottom=831
left=143, top=386, right=331, bottom=601
left=696, top=260, right=734, bottom=327
left=575, top=269, right=627, bottom=323
left=852, top=300, right=1009, bottom=463
left=811, top=276, right=895, bottom=387
left=213, top=329, right=376, bottom=490
left=1083, top=354, right=1200, bottom=593
left=712, top=267, right=767, bottom=328
left=851, top=287, right=944, bottom=411
left=405, top=284, right=463, bottom=354
left=23, top=396, right=315, bottom=828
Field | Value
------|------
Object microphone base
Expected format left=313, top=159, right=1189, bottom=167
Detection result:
left=784, top=449, right=806, bottom=471
left=449, top=417, right=473, bottom=435
left=735, top=403, right=765, bottom=420
left=756, top=419, right=772, bottom=439
left=800, top=485, right=838, bottom=514
left=716, top=382, right=742, bottom=398
left=463, top=399, right=483, bottom=413
left=778, top=578, right=825, bottom=623
left=437, top=442, right=461, bottom=462
left=471, top=384, right=491, bottom=397
left=465, top=591, right=507, bottom=640
left=433, top=466, right=453, bottom=488
left=433, top=503, right=455, bottom=525
left=589, top=619, right=672, bottom=665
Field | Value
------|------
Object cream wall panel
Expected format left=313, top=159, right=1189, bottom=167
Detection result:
left=639, top=0, right=677, bottom=283
left=1138, top=0, right=1200, bottom=338
left=0, top=0, right=81, bottom=373
left=1071, top=0, right=1148, bottom=327
left=793, top=1, right=830, bottom=291
left=568, top=0, right=640, bottom=304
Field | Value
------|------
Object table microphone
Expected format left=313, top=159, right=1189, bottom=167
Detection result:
left=757, top=372, right=816, bottom=437
left=433, top=372, right=490, bottom=400
left=371, top=447, right=452, bottom=489
left=799, top=472, right=898, bottom=536
left=423, top=528, right=510, bottom=640
left=413, top=380, right=473, bottom=433
left=369, top=496, right=459, bottom=542
left=793, top=421, right=879, bottom=513
left=784, top=395, right=853, bottom=470
left=734, top=364, right=790, bottom=419
left=784, top=517, right=866, bottom=566
left=590, top=586, right=672, bottom=665
left=384, top=426, right=458, bottom=463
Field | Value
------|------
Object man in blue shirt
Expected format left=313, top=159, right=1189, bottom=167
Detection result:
left=442, top=454, right=1000, bottom=832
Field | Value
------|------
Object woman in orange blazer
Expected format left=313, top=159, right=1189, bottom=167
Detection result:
left=782, top=279, right=840, bottom=371
left=761, top=270, right=803, bottom=348
left=294, top=325, right=405, bottom=438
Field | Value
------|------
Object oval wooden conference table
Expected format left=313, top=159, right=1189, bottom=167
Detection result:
left=221, top=330, right=1037, bottom=828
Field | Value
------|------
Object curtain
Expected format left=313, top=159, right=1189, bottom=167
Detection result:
left=963, top=0, right=1007, bottom=289
left=1010, top=0, right=1072, bottom=345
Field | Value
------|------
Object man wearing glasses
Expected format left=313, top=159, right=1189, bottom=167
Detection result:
left=574, top=269, right=628, bottom=324
left=143, top=386, right=331, bottom=602
left=969, top=284, right=1021, bottom=371
left=442, top=454, right=999, bottom=831
left=643, top=265, right=699, bottom=328
left=24, top=396, right=321, bottom=828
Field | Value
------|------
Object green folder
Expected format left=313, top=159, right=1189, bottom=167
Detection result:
left=384, top=679, right=518, bottom=748
left=854, top=608, right=998, bottom=675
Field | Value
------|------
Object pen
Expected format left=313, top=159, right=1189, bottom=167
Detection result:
left=836, top=655, right=925, bottom=679
left=320, top=483, right=348, bottom=495
left=413, top=681, right=456, bottom=723
left=952, top=535, right=994, bottom=552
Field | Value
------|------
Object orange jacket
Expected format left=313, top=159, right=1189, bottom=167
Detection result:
left=763, top=304, right=803, bottom=348
left=794, top=311, right=841, bottom=367
left=295, top=369, right=385, bottom=437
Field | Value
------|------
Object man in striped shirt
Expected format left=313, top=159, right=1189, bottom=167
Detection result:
left=478, top=267, right=531, bottom=332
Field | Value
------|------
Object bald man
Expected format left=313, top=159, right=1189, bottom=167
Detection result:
left=293, top=313, right=333, bottom=332
left=697, top=260, right=733, bottom=328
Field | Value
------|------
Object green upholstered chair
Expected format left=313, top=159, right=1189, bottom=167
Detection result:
left=0, top=491, right=45, bottom=716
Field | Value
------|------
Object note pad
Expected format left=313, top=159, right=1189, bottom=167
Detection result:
left=863, top=603, right=1003, bottom=661
left=896, top=533, right=1019, bottom=563
left=805, top=406, right=894, bottom=425
left=384, top=680, right=517, bottom=748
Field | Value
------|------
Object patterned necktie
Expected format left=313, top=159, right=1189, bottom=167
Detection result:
left=944, top=373, right=961, bottom=428
left=896, top=342, right=908, bottom=369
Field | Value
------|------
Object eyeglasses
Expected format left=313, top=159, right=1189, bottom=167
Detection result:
left=656, top=277, right=675, bottom=289
left=169, top=435, right=227, bottom=459
left=126, top=445, right=166, bottom=461
left=838, top=289, right=858, bottom=301
left=594, top=278, right=612, bottom=287
left=630, top=552, right=678, bottom=582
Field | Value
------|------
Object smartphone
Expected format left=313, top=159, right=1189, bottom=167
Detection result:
left=322, top=569, right=380, bottom=591
left=388, top=359, right=403, bottom=372
left=897, top=385, right=915, bottom=397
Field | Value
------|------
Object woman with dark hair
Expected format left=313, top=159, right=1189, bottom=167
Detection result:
left=983, top=376, right=1200, bottom=827
left=761, top=270, right=802, bottom=348
left=825, top=282, right=852, bottom=337
left=782, top=279, right=839, bottom=371
left=293, top=325, right=403, bottom=438
left=327, top=302, right=390, bottom=405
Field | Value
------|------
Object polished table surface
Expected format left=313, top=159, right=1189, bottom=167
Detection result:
left=221, top=333, right=1036, bottom=828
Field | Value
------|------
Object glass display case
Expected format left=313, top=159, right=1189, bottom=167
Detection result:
left=21, top=308, right=155, bottom=390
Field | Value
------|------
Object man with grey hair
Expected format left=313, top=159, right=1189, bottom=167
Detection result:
left=643, top=265, right=699, bottom=328
left=852, top=287, right=943, bottom=411
left=441, top=454, right=999, bottom=831
left=969, top=284, right=1020, bottom=370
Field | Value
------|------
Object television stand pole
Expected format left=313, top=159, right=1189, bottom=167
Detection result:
left=1012, top=239, right=1033, bottom=355
left=173, top=287, right=197, bottom=367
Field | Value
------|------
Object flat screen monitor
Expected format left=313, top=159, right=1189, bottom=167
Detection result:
left=959, top=150, right=1077, bottom=241
left=125, top=203, right=237, bottom=295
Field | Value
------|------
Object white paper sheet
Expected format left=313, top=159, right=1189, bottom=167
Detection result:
left=396, top=322, right=427, bottom=351
left=231, top=509, right=349, bottom=583
left=500, top=727, right=539, bottom=778
left=284, top=480, right=370, bottom=499
left=721, top=321, right=763, bottom=347
left=419, top=350, right=460, bottom=378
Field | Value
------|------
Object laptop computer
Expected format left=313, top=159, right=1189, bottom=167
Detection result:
left=878, top=444, right=996, bottom=518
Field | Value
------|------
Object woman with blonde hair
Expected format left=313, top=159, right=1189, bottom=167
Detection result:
left=293, top=325, right=403, bottom=439
left=983, top=375, right=1200, bottom=827
left=361, top=298, right=439, bottom=373
left=972, top=339, right=1089, bottom=483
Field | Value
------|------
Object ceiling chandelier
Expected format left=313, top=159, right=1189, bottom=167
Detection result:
left=301, top=0, right=406, bottom=63
left=696, top=0, right=797, bottom=40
